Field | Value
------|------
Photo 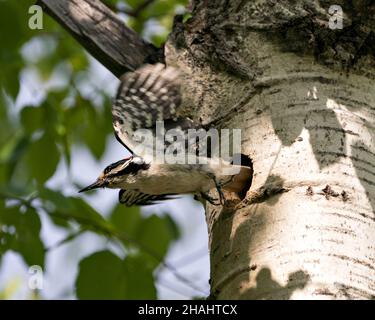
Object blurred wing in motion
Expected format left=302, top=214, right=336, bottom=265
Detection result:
left=112, top=63, right=208, bottom=159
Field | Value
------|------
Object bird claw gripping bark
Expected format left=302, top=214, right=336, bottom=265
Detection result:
left=194, top=192, right=221, bottom=206
left=214, top=177, right=226, bottom=206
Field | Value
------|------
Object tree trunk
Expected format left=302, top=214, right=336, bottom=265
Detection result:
left=165, top=0, right=375, bottom=299
left=44, top=0, right=375, bottom=299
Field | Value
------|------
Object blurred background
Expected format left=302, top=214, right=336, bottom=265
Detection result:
left=0, top=0, right=210, bottom=299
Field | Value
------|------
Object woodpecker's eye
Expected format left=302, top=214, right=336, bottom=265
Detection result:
left=104, top=163, right=117, bottom=174
left=104, top=159, right=128, bottom=175
left=104, top=166, right=112, bottom=174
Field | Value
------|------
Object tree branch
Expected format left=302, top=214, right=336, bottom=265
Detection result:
left=37, top=0, right=164, bottom=77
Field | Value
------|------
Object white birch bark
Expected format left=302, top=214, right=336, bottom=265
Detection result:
left=166, top=0, right=375, bottom=299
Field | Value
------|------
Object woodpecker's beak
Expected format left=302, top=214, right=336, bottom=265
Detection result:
left=78, top=180, right=105, bottom=193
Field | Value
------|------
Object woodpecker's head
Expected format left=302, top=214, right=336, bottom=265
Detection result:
left=79, top=156, right=148, bottom=193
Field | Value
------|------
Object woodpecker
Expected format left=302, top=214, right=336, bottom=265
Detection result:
left=79, top=63, right=252, bottom=206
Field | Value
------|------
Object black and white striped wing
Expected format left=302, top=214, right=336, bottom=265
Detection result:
left=119, top=189, right=176, bottom=206
left=112, top=63, right=192, bottom=155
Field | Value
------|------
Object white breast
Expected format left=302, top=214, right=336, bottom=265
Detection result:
left=122, top=162, right=215, bottom=195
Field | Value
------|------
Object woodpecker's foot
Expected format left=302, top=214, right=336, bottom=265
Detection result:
left=213, top=177, right=226, bottom=206
left=196, top=192, right=221, bottom=206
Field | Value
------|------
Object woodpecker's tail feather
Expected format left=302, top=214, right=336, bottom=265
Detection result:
left=222, top=165, right=252, bottom=199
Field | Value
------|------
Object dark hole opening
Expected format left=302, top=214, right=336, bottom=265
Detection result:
left=233, top=153, right=253, bottom=200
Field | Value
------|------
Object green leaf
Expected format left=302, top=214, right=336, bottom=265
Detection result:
left=25, top=133, right=60, bottom=184
left=0, top=205, right=45, bottom=267
left=75, top=250, right=157, bottom=300
left=126, top=0, right=141, bottom=8
left=65, top=96, right=110, bottom=160
left=0, top=133, right=30, bottom=183
left=123, top=254, right=157, bottom=299
left=39, top=188, right=112, bottom=233
left=136, top=215, right=177, bottom=261
left=69, top=51, right=89, bottom=73
left=0, top=0, right=31, bottom=99
left=70, top=198, right=113, bottom=232
left=163, top=214, right=180, bottom=240
left=1, top=63, right=21, bottom=99
left=36, top=188, right=71, bottom=229
left=82, top=106, right=108, bottom=159
left=110, top=206, right=179, bottom=263
left=146, top=1, right=174, bottom=18
left=0, top=132, right=25, bottom=163
left=76, top=250, right=127, bottom=299
left=39, top=187, right=76, bottom=214
left=20, top=106, right=44, bottom=135
left=110, top=205, right=142, bottom=238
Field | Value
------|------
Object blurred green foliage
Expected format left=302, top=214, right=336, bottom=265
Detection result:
left=0, top=0, right=187, bottom=299
left=104, top=0, right=188, bottom=46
